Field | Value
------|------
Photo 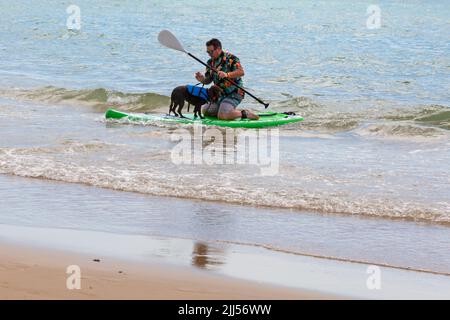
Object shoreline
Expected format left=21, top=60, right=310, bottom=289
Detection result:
left=1, top=174, right=449, bottom=277
left=3, top=170, right=450, bottom=229
left=1, top=223, right=450, bottom=299
left=0, top=173, right=450, bottom=300
left=0, top=241, right=332, bottom=300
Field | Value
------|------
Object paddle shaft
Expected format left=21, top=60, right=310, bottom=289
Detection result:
left=187, top=53, right=269, bottom=108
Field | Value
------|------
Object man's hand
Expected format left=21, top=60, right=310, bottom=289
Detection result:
left=195, top=72, right=205, bottom=82
left=218, top=71, right=228, bottom=79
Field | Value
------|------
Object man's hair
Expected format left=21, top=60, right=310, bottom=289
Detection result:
left=206, top=38, right=222, bottom=49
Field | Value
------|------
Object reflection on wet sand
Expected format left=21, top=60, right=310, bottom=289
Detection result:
left=191, top=242, right=226, bottom=270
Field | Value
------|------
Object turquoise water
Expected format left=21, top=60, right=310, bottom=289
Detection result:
left=0, top=0, right=449, bottom=221
left=1, top=0, right=449, bottom=105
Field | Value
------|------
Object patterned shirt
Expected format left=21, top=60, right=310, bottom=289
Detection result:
left=205, top=51, right=244, bottom=96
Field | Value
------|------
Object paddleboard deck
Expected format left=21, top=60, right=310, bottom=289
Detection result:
left=105, top=109, right=303, bottom=128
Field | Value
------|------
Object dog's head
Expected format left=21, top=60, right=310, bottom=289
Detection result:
left=207, top=85, right=223, bottom=102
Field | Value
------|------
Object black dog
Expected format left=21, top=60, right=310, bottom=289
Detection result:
left=169, top=85, right=223, bottom=119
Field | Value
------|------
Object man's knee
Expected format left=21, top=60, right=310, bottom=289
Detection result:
left=202, top=103, right=217, bottom=116
left=217, top=101, right=237, bottom=120
left=217, top=112, right=228, bottom=120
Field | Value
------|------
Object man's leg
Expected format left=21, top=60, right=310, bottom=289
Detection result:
left=217, top=102, right=243, bottom=120
left=217, top=100, right=259, bottom=120
left=202, top=102, right=219, bottom=117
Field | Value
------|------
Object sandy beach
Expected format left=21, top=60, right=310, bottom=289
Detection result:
left=0, top=177, right=449, bottom=300
left=0, top=242, right=332, bottom=300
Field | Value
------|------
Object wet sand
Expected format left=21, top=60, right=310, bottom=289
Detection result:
left=0, top=242, right=332, bottom=300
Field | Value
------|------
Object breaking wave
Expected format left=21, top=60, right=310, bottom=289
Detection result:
left=0, top=145, right=449, bottom=225
left=1, top=86, right=448, bottom=139
left=353, top=122, right=449, bottom=140
left=0, top=86, right=170, bottom=113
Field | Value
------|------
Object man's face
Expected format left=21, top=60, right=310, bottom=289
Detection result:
left=206, top=45, right=221, bottom=59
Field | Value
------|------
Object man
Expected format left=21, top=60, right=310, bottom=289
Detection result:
left=195, top=38, right=259, bottom=120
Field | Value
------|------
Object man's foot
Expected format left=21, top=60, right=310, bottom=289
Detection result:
left=241, top=110, right=259, bottom=120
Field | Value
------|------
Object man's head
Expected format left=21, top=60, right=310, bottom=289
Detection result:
left=206, top=38, right=222, bottom=59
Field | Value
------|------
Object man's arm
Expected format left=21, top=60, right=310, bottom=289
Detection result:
left=218, top=57, right=245, bottom=79
left=226, top=66, right=245, bottom=79
left=195, top=71, right=213, bottom=84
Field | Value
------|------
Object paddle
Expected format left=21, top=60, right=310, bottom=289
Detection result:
left=158, top=30, right=270, bottom=109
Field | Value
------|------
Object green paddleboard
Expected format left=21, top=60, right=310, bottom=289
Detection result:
left=105, top=109, right=303, bottom=128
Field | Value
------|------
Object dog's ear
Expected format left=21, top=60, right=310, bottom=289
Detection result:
left=208, top=85, right=224, bottom=102
left=215, top=85, right=224, bottom=96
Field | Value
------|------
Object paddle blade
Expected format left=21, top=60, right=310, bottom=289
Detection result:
left=158, top=30, right=186, bottom=53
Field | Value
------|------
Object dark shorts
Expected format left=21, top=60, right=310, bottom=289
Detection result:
left=202, top=92, right=243, bottom=117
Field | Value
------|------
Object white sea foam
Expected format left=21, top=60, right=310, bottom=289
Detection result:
left=0, top=146, right=448, bottom=224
